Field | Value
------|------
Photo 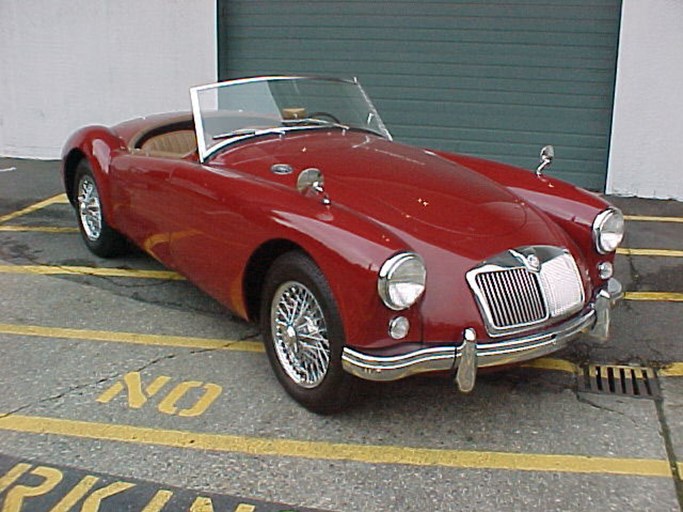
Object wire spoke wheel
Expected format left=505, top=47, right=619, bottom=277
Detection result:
left=77, top=174, right=102, bottom=241
left=72, top=161, right=127, bottom=258
left=261, top=252, right=355, bottom=412
left=271, top=281, right=331, bottom=388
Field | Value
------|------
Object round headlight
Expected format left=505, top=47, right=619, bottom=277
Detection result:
left=592, top=208, right=624, bottom=254
left=378, top=252, right=426, bottom=310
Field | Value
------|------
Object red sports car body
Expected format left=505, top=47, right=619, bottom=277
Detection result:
left=62, top=76, right=623, bottom=412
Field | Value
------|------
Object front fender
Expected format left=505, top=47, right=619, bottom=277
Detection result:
left=432, top=151, right=617, bottom=284
left=246, top=199, right=426, bottom=350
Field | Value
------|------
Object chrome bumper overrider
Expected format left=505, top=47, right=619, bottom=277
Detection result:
left=341, top=278, right=623, bottom=391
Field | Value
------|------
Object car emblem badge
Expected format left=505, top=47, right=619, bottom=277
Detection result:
left=510, top=249, right=542, bottom=273
left=525, top=254, right=541, bottom=272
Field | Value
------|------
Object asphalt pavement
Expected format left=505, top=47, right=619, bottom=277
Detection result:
left=0, top=157, right=682, bottom=511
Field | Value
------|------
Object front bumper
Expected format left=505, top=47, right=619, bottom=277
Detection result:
left=341, top=278, right=623, bottom=391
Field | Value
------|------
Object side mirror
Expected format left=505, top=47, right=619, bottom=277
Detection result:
left=535, top=145, right=554, bottom=177
left=297, top=168, right=331, bottom=205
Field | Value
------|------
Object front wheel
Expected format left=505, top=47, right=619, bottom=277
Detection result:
left=260, top=252, right=356, bottom=413
left=74, top=161, right=127, bottom=257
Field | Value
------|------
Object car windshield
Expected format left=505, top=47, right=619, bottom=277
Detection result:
left=190, top=76, right=391, bottom=161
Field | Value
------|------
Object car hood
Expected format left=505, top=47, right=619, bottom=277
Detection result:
left=214, top=130, right=567, bottom=251
left=327, top=140, right=527, bottom=238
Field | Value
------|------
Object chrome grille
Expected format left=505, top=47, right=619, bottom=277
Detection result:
left=466, top=246, right=586, bottom=337
left=475, top=268, right=547, bottom=330
left=538, top=253, right=585, bottom=318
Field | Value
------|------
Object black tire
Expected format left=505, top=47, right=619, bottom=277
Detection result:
left=73, top=161, right=127, bottom=258
left=260, top=252, right=356, bottom=413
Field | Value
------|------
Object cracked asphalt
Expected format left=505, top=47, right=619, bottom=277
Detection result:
left=0, top=157, right=682, bottom=511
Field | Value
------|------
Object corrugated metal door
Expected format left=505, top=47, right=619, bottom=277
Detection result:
left=218, top=1, right=621, bottom=190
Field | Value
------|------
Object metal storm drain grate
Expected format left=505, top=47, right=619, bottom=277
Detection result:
left=578, top=364, right=660, bottom=399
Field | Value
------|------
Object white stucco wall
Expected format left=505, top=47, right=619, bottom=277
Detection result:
left=0, top=0, right=216, bottom=159
left=607, top=0, right=683, bottom=200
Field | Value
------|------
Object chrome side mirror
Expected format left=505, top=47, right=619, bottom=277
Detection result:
left=297, top=168, right=330, bottom=205
left=535, top=145, right=554, bottom=177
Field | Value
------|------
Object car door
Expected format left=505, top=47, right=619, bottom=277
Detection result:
left=109, top=153, right=181, bottom=265
left=165, top=160, right=268, bottom=312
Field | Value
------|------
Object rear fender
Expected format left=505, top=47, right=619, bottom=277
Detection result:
left=61, top=126, right=127, bottom=226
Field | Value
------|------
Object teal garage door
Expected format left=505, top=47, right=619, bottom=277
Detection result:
left=218, top=1, right=621, bottom=190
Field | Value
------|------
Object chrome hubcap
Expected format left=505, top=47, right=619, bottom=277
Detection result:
left=271, top=281, right=330, bottom=388
left=77, top=175, right=102, bottom=241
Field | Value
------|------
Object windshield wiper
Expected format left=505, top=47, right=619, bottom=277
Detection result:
left=281, top=118, right=349, bottom=130
left=212, top=127, right=284, bottom=140
left=281, top=118, right=387, bottom=138
left=211, top=118, right=357, bottom=142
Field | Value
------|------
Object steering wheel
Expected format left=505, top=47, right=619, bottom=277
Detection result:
left=308, top=111, right=342, bottom=124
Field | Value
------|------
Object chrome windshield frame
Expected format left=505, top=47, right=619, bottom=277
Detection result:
left=190, top=76, right=392, bottom=162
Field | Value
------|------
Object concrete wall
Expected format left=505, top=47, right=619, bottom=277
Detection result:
left=607, top=0, right=683, bottom=200
left=0, top=0, right=216, bottom=159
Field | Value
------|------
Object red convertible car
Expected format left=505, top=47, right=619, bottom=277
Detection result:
left=62, top=76, right=624, bottom=412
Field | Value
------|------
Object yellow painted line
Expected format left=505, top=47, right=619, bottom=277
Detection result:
left=0, top=322, right=264, bottom=353
left=521, top=357, right=578, bottom=374
left=624, top=214, right=683, bottom=223
left=3, top=321, right=683, bottom=381
left=0, top=414, right=672, bottom=478
left=0, top=225, right=79, bottom=233
left=618, top=248, right=683, bottom=258
left=659, top=363, right=683, bottom=377
left=0, top=194, right=68, bottom=224
left=0, top=323, right=577, bottom=373
left=0, top=264, right=183, bottom=280
left=624, top=292, right=683, bottom=302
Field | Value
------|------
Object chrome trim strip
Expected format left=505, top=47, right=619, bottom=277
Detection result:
left=591, top=289, right=611, bottom=340
left=203, top=124, right=390, bottom=162
left=607, top=277, right=624, bottom=305
left=341, top=345, right=456, bottom=381
left=590, top=278, right=622, bottom=340
left=344, top=279, right=621, bottom=383
left=343, top=272, right=621, bottom=383
left=191, top=75, right=357, bottom=92
left=342, top=308, right=597, bottom=382
left=474, top=309, right=594, bottom=367
left=455, top=328, right=478, bottom=392
left=189, top=86, right=208, bottom=162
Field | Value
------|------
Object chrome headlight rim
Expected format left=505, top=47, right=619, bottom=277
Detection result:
left=377, top=252, right=426, bottom=311
left=592, top=207, right=624, bottom=254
